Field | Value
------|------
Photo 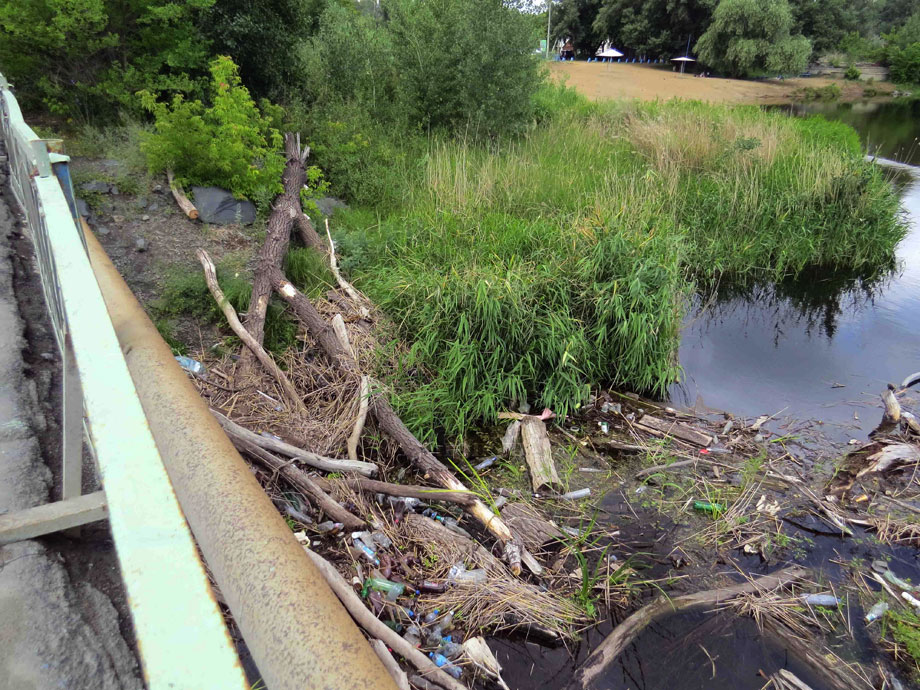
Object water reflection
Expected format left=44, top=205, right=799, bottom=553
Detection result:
left=672, top=100, right=920, bottom=440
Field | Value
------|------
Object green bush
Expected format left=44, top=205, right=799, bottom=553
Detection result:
left=844, top=64, right=861, bottom=80
left=888, top=43, right=920, bottom=84
left=335, top=99, right=904, bottom=440
left=139, top=56, right=284, bottom=211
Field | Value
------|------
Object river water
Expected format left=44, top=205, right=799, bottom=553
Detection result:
left=671, top=99, right=920, bottom=443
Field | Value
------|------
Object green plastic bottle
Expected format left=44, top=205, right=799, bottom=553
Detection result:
left=692, top=500, right=724, bottom=515
left=364, top=577, right=406, bottom=600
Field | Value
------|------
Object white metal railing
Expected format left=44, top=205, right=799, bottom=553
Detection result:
left=0, top=73, right=247, bottom=689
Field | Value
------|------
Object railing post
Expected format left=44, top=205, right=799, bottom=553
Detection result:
left=61, top=334, right=83, bottom=501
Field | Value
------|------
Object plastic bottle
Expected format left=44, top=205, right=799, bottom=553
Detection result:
left=402, top=624, right=422, bottom=646
left=428, top=652, right=462, bottom=679
left=439, top=638, right=463, bottom=659
left=174, top=355, right=205, bottom=375
left=692, top=500, right=724, bottom=515
left=473, top=456, right=497, bottom=471
left=422, top=609, right=440, bottom=624
left=315, top=521, right=343, bottom=534
left=865, top=601, right=889, bottom=622
left=802, top=593, right=839, bottom=607
left=365, top=577, right=405, bottom=600
left=561, top=488, right=591, bottom=500
left=448, top=562, right=487, bottom=584
left=354, top=540, right=380, bottom=566
left=418, top=581, right=447, bottom=594
left=439, top=611, right=454, bottom=631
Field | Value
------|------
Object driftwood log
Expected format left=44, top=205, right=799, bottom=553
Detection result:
left=501, top=502, right=563, bottom=552
left=568, top=566, right=807, bottom=689
left=521, top=417, right=561, bottom=492
left=370, top=639, right=410, bottom=690
left=166, top=169, right=198, bottom=219
left=636, top=414, right=713, bottom=447
left=230, top=431, right=365, bottom=529
left=197, top=249, right=307, bottom=416
left=212, top=410, right=377, bottom=477
left=313, top=476, right=476, bottom=507
left=404, top=514, right=504, bottom=573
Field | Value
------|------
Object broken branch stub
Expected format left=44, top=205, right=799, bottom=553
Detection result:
left=196, top=249, right=307, bottom=417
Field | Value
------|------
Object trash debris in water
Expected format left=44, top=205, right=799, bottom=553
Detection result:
left=865, top=601, right=888, bottom=622
left=801, top=593, right=839, bottom=607
left=560, top=488, right=591, bottom=500
left=473, top=456, right=497, bottom=471
left=692, top=500, right=724, bottom=515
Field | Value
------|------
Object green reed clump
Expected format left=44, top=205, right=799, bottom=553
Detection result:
left=336, top=91, right=906, bottom=440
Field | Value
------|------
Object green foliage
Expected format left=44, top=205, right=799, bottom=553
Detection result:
left=844, top=64, right=861, bottom=80
left=283, top=248, right=335, bottom=298
left=795, top=83, right=843, bottom=100
left=336, top=95, right=904, bottom=441
left=695, top=0, right=811, bottom=77
left=593, top=0, right=715, bottom=58
left=139, top=56, right=285, bottom=210
left=888, top=42, right=920, bottom=85
left=551, top=0, right=603, bottom=58
left=154, top=261, right=298, bottom=355
left=885, top=607, right=920, bottom=681
left=202, top=0, right=327, bottom=100
left=0, top=0, right=215, bottom=122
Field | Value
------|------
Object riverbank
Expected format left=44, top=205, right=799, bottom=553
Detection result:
left=549, top=62, right=899, bottom=104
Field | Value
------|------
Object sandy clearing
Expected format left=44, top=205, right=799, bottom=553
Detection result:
left=548, top=62, right=893, bottom=105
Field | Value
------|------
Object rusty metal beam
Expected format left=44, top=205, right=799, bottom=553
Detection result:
left=84, top=224, right=395, bottom=690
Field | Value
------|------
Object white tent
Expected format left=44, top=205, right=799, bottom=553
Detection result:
left=671, top=56, right=695, bottom=73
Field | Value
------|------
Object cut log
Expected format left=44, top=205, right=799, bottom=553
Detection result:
left=197, top=250, right=307, bottom=417
left=636, top=414, right=712, bottom=447
left=857, top=443, right=920, bottom=476
left=166, top=169, right=198, bottom=219
left=312, top=477, right=476, bottom=507
left=231, top=432, right=365, bottom=530
left=568, top=566, right=807, bottom=690
left=265, top=269, right=519, bottom=572
left=212, top=409, right=377, bottom=477
left=521, top=417, right=561, bottom=492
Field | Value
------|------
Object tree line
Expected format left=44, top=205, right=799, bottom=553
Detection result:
left=550, top=0, right=920, bottom=78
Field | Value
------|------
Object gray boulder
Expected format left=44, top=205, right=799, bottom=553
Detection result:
left=80, top=180, right=111, bottom=194
left=191, top=186, right=256, bottom=225
left=314, top=196, right=349, bottom=218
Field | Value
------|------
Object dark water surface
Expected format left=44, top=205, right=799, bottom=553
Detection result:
left=671, top=100, right=920, bottom=442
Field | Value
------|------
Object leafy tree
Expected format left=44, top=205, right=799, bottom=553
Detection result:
left=139, top=56, right=285, bottom=209
left=386, top=0, right=541, bottom=136
left=0, top=0, right=215, bottom=121
left=552, top=0, right=603, bottom=57
left=593, top=0, right=715, bottom=58
left=788, top=0, right=859, bottom=55
left=695, top=0, right=811, bottom=77
left=202, top=0, right=328, bottom=100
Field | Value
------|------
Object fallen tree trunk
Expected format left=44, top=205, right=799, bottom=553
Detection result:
left=238, top=134, right=309, bottom=376
left=231, top=432, right=365, bottom=530
left=212, top=409, right=377, bottom=477
left=312, top=476, right=477, bottom=507
left=265, top=269, right=520, bottom=571
left=568, top=566, right=808, bottom=689
left=303, top=548, right=467, bottom=690
left=197, top=249, right=307, bottom=416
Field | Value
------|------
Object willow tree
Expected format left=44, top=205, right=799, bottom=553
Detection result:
left=695, top=0, right=811, bottom=77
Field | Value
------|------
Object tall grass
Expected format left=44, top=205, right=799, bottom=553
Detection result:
left=333, top=91, right=907, bottom=440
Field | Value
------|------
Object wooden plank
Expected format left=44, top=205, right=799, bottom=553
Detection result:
left=521, top=417, right=561, bottom=492
left=636, top=414, right=712, bottom=447
left=0, top=491, right=107, bottom=544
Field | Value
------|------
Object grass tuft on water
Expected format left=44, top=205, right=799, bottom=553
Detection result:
left=336, top=90, right=908, bottom=441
